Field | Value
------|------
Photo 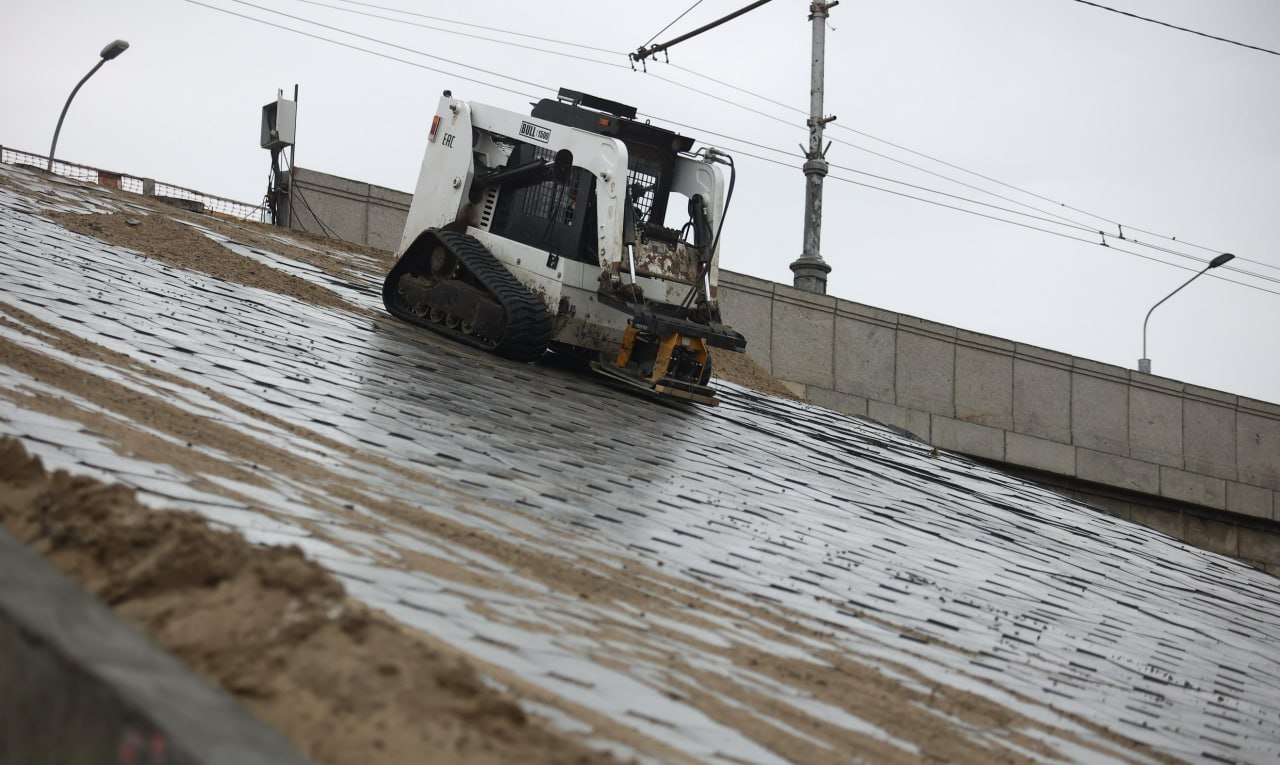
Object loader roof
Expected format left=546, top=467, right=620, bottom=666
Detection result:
left=533, top=88, right=696, bottom=155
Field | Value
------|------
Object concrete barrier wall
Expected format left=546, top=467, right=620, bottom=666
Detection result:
left=718, top=271, right=1280, bottom=544
left=0, top=527, right=312, bottom=765
left=287, top=167, right=410, bottom=252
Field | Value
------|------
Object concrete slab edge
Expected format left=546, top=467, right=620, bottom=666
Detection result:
left=0, top=527, right=313, bottom=765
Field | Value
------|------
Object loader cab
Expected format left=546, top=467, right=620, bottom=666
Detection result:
left=487, top=88, right=696, bottom=266
left=487, top=142, right=600, bottom=264
left=532, top=89, right=695, bottom=229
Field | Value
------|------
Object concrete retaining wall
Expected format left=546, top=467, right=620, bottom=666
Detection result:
left=718, top=271, right=1280, bottom=570
left=0, top=527, right=312, bottom=765
left=287, top=167, right=410, bottom=252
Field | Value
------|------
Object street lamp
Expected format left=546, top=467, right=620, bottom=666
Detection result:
left=47, top=39, right=130, bottom=172
left=1138, top=252, right=1234, bottom=374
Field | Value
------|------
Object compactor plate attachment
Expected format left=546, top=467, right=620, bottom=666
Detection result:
left=591, top=325, right=720, bottom=406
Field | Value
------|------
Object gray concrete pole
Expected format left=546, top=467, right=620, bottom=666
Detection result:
left=790, top=1, right=838, bottom=295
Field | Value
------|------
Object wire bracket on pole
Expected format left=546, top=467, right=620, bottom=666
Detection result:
left=808, top=0, right=840, bottom=22
left=630, top=0, right=777, bottom=64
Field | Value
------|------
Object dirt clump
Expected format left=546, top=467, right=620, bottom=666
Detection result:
left=711, top=348, right=803, bottom=400
left=0, top=437, right=617, bottom=765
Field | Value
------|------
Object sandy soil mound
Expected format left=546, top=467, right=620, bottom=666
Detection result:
left=0, top=437, right=616, bottom=765
left=48, top=210, right=360, bottom=313
left=711, top=349, right=802, bottom=400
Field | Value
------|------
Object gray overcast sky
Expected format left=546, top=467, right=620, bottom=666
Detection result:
left=3, top=0, right=1277, bottom=403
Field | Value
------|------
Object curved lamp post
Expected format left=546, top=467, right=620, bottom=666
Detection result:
left=1138, top=252, right=1234, bottom=374
left=47, top=39, right=130, bottom=172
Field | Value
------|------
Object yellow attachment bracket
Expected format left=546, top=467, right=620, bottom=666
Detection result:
left=614, top=326, right=708, bottom=384
left=615, top=325, right=640, bottom=369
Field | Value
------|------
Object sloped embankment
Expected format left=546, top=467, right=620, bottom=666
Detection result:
left=0, top=437, right=616, bottom=765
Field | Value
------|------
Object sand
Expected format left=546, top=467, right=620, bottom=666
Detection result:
left=0, top=182, right=1177, bottom=764
left=0, top=437, right=615, bottom=765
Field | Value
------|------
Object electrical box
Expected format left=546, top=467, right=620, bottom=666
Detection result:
left=260, top=98, right=296, bottom=150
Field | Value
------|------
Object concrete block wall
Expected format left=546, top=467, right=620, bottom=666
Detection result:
left=0, top=528, right=312, bottom=764
left=718, top=271, right=1280, bottom=567
left=287, top=168, right=411, bottom=252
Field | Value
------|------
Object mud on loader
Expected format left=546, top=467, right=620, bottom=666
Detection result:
left=382, top=88, right=746, bottom=405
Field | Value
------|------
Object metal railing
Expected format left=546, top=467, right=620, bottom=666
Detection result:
left=0, top=145, right=266, bottom=221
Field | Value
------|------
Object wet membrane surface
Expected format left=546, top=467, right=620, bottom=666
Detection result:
left=2, top=164, right=1279, bottom=764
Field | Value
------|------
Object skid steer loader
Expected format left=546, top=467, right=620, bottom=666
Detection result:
left=382, top=88, right=746, bottom=405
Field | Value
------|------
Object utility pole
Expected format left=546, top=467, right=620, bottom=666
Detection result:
left=630, top=0, right=836, bottom=293
left=790, top=1, right=837, bottom=295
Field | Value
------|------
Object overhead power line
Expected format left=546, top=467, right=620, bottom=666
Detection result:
left=648, top=60, right=1280, bottom=275
left=1069, top=0, right=1280, bottom=57
left=220, top=0, right=551, bottom=92
left=261, top=2, right=1276, bottom=279
left=721, top=145, right=1280, bottom=297
left=184, top=0, right=540, bottom=99
left=642, top=0, right=709, bottom=48
left=326, top=0, right=620, bottom=55
left=288, top=0, right=628, bottom=69
left=680, top=139, right=1280, bottom=293
left=644, top=68, right=1100, bottom=235
left=188, top=0, right=1279, bottom=295
left=257, top=0, right=1267, bottom=275
left=317, top=2, right=1269, bottom=278
left=639, top=106, right=1280, bottom=286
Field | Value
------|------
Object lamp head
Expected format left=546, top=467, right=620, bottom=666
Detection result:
left=1209, top=253, right=1235, bottom=269
left=100, top=40, right=129, bottom=60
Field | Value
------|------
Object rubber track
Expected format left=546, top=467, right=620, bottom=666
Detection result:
left=383, top=230, right=551, bottom=362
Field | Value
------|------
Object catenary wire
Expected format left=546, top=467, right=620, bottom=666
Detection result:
left=287, top=0, right=629, bottom=69
left=825, top=145, right=1280, bottom=282
left=220, top=0, right=553, bottom=93
left=643, top=69, right=1103, bottom=234
left=1123, top=239, right=1280, bottom=285
left=644, top=67, right=1279, bottom=280
left=284, top=2, right=1276, bottom=276
left=184, top=0, right=541, bottom=99
left=299, top=0, right=1237, bottom=262
left=644, top=110, right=1111, bottom=239
left=615, top=125, right=1280, bottom=295
left=657, top=61, right=1280, bottom=273
left=660, top=63, right=1103, bottom=228
left=642, top=0, right=709, bottom=48
left=325, top=0, right=621, bottom=55
left=1069, top=0, right=1280, bottom=57
left=642, top=116, right=1279, bottom=285
left=187, top=0, right=1279, bottom=293
left=724, top=146, right=1280, bottom=296
left=237, top=1, right=1279, bottom=277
